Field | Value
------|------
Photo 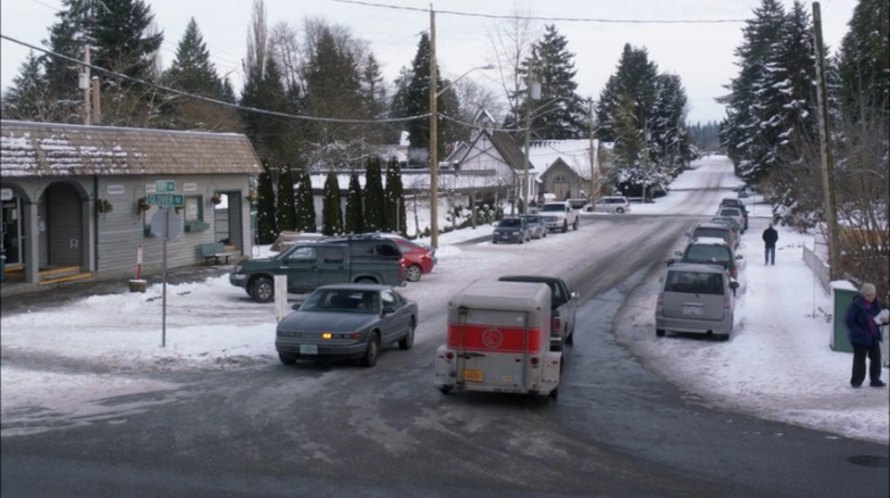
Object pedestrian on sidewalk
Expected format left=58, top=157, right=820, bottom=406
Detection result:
left=762, top=223, right=778, bottom=265
left=845, top=282, right=888, bottom=388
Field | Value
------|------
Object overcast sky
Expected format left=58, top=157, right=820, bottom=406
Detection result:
left=1, top=0, right=858, bottom=124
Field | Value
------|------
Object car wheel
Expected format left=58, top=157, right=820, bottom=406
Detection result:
left=406, top=264, right=423, bottom=282
left=361, top=332, right=380, bottom=367
left=656, top=329, right=666, bottom=338
left=562, top=221, right=568, bottom=233
left=542, top=231, right=547, bottom=238
left=399, top=319, right=415, bottom=350
left=492, top=239, right=497, bottom=244
left=566, top=330, right=574, bottom=345
left=249, top=276, right=274, bottom=303
left=278, top=353, right=296, bottom=365
left=616, top=207, right=625, bottom=214
left=573, top=219, right=579, bottom=231
left=519, top=237, right=524, bottom=244
left=439, top=385, right=453, bottom=395
left=549, top=387, right=559, bottom=401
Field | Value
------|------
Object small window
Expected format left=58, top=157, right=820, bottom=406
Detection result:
left=665, top=271, right=724, bottom=295
left=288, top=246, right=317, bottom=262
left=184, top=196, right=202, bottom=222
left=381, top=290, right=397, bottom=309
left=321, top=246, right=345, bottom=263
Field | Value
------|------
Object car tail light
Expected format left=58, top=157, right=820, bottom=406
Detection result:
left=724, top=293, right=732, bottom=311
left=551, top=314, right=561, bottom=334
left=656, top=292, right=664, bottom=312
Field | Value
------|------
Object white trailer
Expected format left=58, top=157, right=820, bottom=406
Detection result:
left=434, top=281, right=562, bottom=399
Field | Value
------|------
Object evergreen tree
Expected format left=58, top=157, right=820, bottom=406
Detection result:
left=595, top=44, right=659, bottom=143
left=344, top=172, right=364, bottom=234
left=1, top=52, right=52, bottom=121
left=255, top=165, right=277, bottom=243
left=41, top=0, right=97, bottom=123
left=718, top=0, right=786, bottom=178
left=295, top=169, right=317, bottom=232
left=363, top=158, right=385, bottom=232
left=518, top=25, right=586, bottom=139
left=608, top=93, right=647, bottom=193
left=322, top=172, right=344, bottom=236
left=838, top=0, right=890, bottom=120
left=650, top=73, right=694, bottom=174
left=383, top=159, right=406, bottom=233
left=390, top=33, right=459, bottom=165
left=276, top=165, right=297, bottom=231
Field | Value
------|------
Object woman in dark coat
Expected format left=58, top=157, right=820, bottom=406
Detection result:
left=845, top=282, right=888, bottom=388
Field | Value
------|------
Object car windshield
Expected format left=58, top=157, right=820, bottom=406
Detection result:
left=684, top=245, right=732, bottom=264
left=665, top=271, right=725, bottom=295
left=498, top=218, right=522, bottom=227
left=719, top=208, right=741, bottom=217
left=695, top=228, right=728, bottom=239
left=539, top=204, right=564, bottom=212
left=522, top=216, right=540, bottom=223
left=301, top=289, right=379, bottom=313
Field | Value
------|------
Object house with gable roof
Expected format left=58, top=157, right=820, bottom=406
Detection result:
left=528, top=139, right=609, bottom=201
left=0, top=120, right=261, bottom=293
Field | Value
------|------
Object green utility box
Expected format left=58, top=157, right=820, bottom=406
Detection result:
left=831, top=281, right=857, bottom=353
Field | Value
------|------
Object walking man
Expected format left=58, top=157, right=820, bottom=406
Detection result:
left=762, top=223, right=778, bottom=265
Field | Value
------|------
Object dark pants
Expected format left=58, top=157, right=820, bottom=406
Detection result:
left=851, top=342, right=883, bottom=386
left=764, top=245, right=775, bottom=265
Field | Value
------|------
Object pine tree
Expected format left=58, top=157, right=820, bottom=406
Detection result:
left=40, top=0, right=96, bottom=123
left=255, top=165, right=277, bottom=243
left=383, top=159, right=406, bottom=233
left=390, top=33, right=458, bottom=165
left=650, top=73, right=694, bottom=174
left=276, top=165, right=296, bottom=231
left=322, top=172, right=344, bottom=236
left=363, top=158, right=385, bottom=232
left=595, top=44, right=659, bottom=143
left=519, top=25, right=586, bottom=139
left=608, top=93, right=647, bottom=193
left=1, top=52, right=52, bottom=121
left=295, top=169, right=317, bottom=232
left=345, top=172, right=364, bottom=234
left=839, top=0, right=890, bottom=120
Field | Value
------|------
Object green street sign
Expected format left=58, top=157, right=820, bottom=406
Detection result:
left=146, top=193, right=184, bottom=207
left=155, top=180, right=175, bottom=193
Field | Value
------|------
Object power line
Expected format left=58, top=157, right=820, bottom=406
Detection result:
left=330, top=0, right=747, bottom=24
left=1, top=34, right=429, bottom=125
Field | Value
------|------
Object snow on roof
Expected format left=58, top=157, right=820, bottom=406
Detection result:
left=528, top=139, right=598, bottom=179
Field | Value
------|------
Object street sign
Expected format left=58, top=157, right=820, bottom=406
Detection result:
left=155, top=180, right=175, bottom=193
left=146, top=193, right=184, bottom=207
left=150, top=208, right=183, bottom=240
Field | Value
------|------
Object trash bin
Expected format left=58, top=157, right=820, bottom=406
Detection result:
left=830, top=281, right=857, bottom=353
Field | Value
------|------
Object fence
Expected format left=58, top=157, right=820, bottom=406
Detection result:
left=802, top=242, right=831, bottom=293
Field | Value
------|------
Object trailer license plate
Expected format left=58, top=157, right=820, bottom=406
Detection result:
left=461, top=369, right=484, bottom=382
left=299, top=344, right=318, bottom=355
left=682, top=305, right=703, bottom=316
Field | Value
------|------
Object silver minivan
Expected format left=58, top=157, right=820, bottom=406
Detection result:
left=594, top=196, right=631, bottom=214
left=655, top=263, right=738, bottom=341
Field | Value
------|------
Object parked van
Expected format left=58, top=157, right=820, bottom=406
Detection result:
left=434, top=281, right=561, bottom=399
left=655, top=263, right=738, bottom=341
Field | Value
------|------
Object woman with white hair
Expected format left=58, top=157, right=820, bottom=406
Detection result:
left=845, top=282, right=888, bottom=388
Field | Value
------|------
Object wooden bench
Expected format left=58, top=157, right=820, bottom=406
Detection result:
left=199, top=242, right=234, bottom=265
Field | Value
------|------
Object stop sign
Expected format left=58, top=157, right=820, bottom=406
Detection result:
left=150, top=208, right=183, bottom=241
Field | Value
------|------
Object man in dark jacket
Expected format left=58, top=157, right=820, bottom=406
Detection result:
left=762, top=223, right=778, bottom=265
left=845, top=282, right=887, bottom=388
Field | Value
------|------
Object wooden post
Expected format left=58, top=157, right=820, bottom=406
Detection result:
left=428, top=7, right=439, bottom=248
left=81, top=46, right=91, bottom=125
left=812, top=2, right=840, bottom=280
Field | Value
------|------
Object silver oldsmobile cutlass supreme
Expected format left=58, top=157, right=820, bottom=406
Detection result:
left=275, top=283, right=418, bottom=367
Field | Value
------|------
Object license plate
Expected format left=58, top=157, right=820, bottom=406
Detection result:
left=461, top=369, right=484, bottom=382
left=682, top=305, right=704, bottom=316
left=299, top=344, right=318, bottom=355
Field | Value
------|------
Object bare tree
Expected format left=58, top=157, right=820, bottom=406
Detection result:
left=485, top=3, right=541, bottom=124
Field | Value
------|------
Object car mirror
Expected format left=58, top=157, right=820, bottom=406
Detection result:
left=665, top=258, right=676, bottom=266
left=730, top=281, right=740, bottom=290
left=673, top=251, right=682, bottom=257
left=382, top=304, right=396, bottom=315
left=736, top=255, right=743, bottom=260
left=291, top=303, right=302, bottom=310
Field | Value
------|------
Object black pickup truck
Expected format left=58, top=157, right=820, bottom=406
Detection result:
left=230, top=236, right=405, bottom=302
left=498, top=275, right=578, bottom=351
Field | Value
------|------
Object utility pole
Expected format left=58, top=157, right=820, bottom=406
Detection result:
left=80, top=46, right=91, bottom=125
left=588, top=98, right=598, bottom=203
left=91, top=76, right=101, bottom=124
left=428, top=7, right=439, bottom=249
left=812, top=2, right=840, bottom=280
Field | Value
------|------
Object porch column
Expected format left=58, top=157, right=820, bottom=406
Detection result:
left=23, top=201, right=39, bottom=283
left=83, top=198, right=95, bottom=272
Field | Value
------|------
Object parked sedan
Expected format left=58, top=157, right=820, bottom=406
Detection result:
left=369, top=233, right=436, bottom=282
left=275, top=283, right=417, bottom=367
left=520, top=214, right=547, bottom=239
left=492, top=216, right=530, bottom=244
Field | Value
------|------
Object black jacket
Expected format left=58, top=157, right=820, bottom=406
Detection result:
left=762, top=227, right=778, bottom=247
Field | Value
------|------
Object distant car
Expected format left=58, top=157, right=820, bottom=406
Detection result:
left=716, top=206, right=746, bottom=233
left=655, top=263, right=737, bottom=341
left=520, top=214, right=547, bottom=239
left=687, top=222, right=737, bottom=250
left=594, top=196, right=631, bottom=214
left=492, top=216, right=531, bottom=244
left=711, top=215, right=743, bottom=236
left=538, top=201, right=580, bottom=232
left=670, top=237, right=741, bottom=281
left=719, top=198, right=748, bottom=230
left=367, top=233, right=436, bottom=282
left=275, top=283, right=417, bottom=367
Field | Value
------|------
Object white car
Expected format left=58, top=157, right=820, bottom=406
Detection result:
left=594, top=196, right=631, bottom=214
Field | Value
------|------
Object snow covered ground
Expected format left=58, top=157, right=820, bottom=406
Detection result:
left=1, top=155, right=887, bottom=444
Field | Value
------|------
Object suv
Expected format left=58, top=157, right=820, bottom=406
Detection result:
left=716, top=206, right=746, bottom=233
left=687, top=222, right=737, bottom=250
left=492, top=216, right=531, bottom=244
left=594, top=196, right=631, bottom=214
left=719, top=198, right=748, bottom=230
left=230, top=235, right=405, bottom=302
left=538, top=201, right=580, bottom=232
left=670, top=237, right=741, bottom=282
left=499, top=275, right=578, bottom=351
left=655, top=263, right=738, bottom=341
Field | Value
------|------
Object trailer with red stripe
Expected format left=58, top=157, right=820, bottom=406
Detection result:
left=434, top=281, right=561, bottom=399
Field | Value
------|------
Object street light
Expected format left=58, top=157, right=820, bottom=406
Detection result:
left=429, top=60, right=495, bottom=249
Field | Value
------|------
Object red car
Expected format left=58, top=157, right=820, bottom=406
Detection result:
left=385, top=235, right=437, bottom=282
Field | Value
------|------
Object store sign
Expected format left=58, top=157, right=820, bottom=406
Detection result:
left=183, top=182, right=197, bottom=192
left=0, top=188, right=12, bottom=201
left=106, top=184, right=125, bottom=195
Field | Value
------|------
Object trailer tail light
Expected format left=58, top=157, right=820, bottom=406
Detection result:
left=445, top=351, right=454, bottom=360
left=530, top=357, right=539, bottom=368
